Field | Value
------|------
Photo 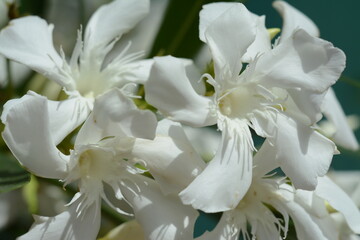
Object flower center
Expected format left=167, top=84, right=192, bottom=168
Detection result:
left=73, top=41, right=145, bottom=99
left=218, top=85, right=259, bottom=118
left=78, top=148, right=117, bottom=181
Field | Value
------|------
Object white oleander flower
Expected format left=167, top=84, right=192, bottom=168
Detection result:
left=196, top=141, right=360, bottom=240
left=2, top=87, right=206, bottom=239
left=2, top=89, right=156, bottom=239
left=326, top=171, right=360, bottom=240
left=0, top=0, right=152, bottom=109
left=145, top=2, right=344, bottom=212
left=119, top=174, right=199, bottom=240
left=259, top=0, right=359, bottom=151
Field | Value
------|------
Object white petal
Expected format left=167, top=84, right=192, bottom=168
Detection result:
left=18, top=194, right=101, bottom=240
left=121, top=59, right=154, bottom=84
left=84, top=0, right=149, bottom=50
left=48, top=98, right=90, bottom=145
left=204, top=3, right=256, bottom=79
left=242, top=15, right=272, bottom=62
left=321, top=88, right=359, bottom=150
left=75, top=89, right=156, bottom=146
left=0, top=16, right=74, bottom=90
left=110, top=0, right=169, bottom=56
left=327, top=171, right=360, bottom=201
left=182, top=125, right=221, bottom=161
left=2, top=92, right=69, bottom=179
left=131, top=119, right=205, bottom=195
left=253, top=139, right=279, bottom=178
left=286, top=88, right=325, bottom=125
left=254, top=29, right=345, bottom=93
left=145, top=56, right=216, bottom=127
left=275, top=114, right=335, bottom=190
left=2, top=91, right=90, bottom=145
left=179, top=122, right=253, bottom=212
left=294, top=189, right=339, bottom=240
left=185, top=60, right=206, bottom=96
left=316, top=176, right=360, bottom=233
left=120, top=175, right=199, bottom=240
left=277, top=193, right=328, bottom=240
left=273, top=0, right=319, bottom=42
left=199, top=2, right=236, bottom=42
left=194, top=45, right=212, bottom=72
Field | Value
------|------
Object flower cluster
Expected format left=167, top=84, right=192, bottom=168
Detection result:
left=0, top=0, right=359, bottom=239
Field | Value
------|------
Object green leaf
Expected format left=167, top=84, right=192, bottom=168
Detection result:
left=0, top=152, right=31, bottom=193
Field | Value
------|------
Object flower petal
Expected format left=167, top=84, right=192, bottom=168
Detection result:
left=275, top=114, right=336, bottom=190
left=254, top=29, right=345, bottom=93
left=0, top=16, right=74, bottom=90
left=203, top=3, right=256, bottom=79
left=47, top=98, right=90, bottom=145
left=253, top=139, right=279, bottom=178
left=120, top=175, right=199, bottom=240
left=131, top=119, right=205, bottom=195
left=276, top=191, right=328, bottom=240
left=18, top=193, right=101, bottom=240
left=183, top=125, right=221, bottom=161
left=273, top=0, right=319, bottom=42
left=179, top=121, right=253, bottom=212
left=185, top=60, right=206, bottom=96
left=316, top=176, right=360, bottom=233
left=293, top=189, right=340, bottom=240
left=199, top=2, right=236, bottom=42
left=321, top=88, right=359, bottom=150
left=145, top=56, right=216, bottom=127
left=94, top=89, right=157, bottom=139
left=285, top=88, right=325, bottom=125
left=2, top=91, right=90, bottom=145
left=76, top=89, right=157, bottom=145
left=110, top=0, right=169, bottom=56
left=84, top=0, right=149, bottom=50
left=120, top=59, right=154, bottom=84
left=242, top=15, right=272, bottom=62
left=2, top=92, right=70, bottom=179
left=327, top=171, right=360, bottom=201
